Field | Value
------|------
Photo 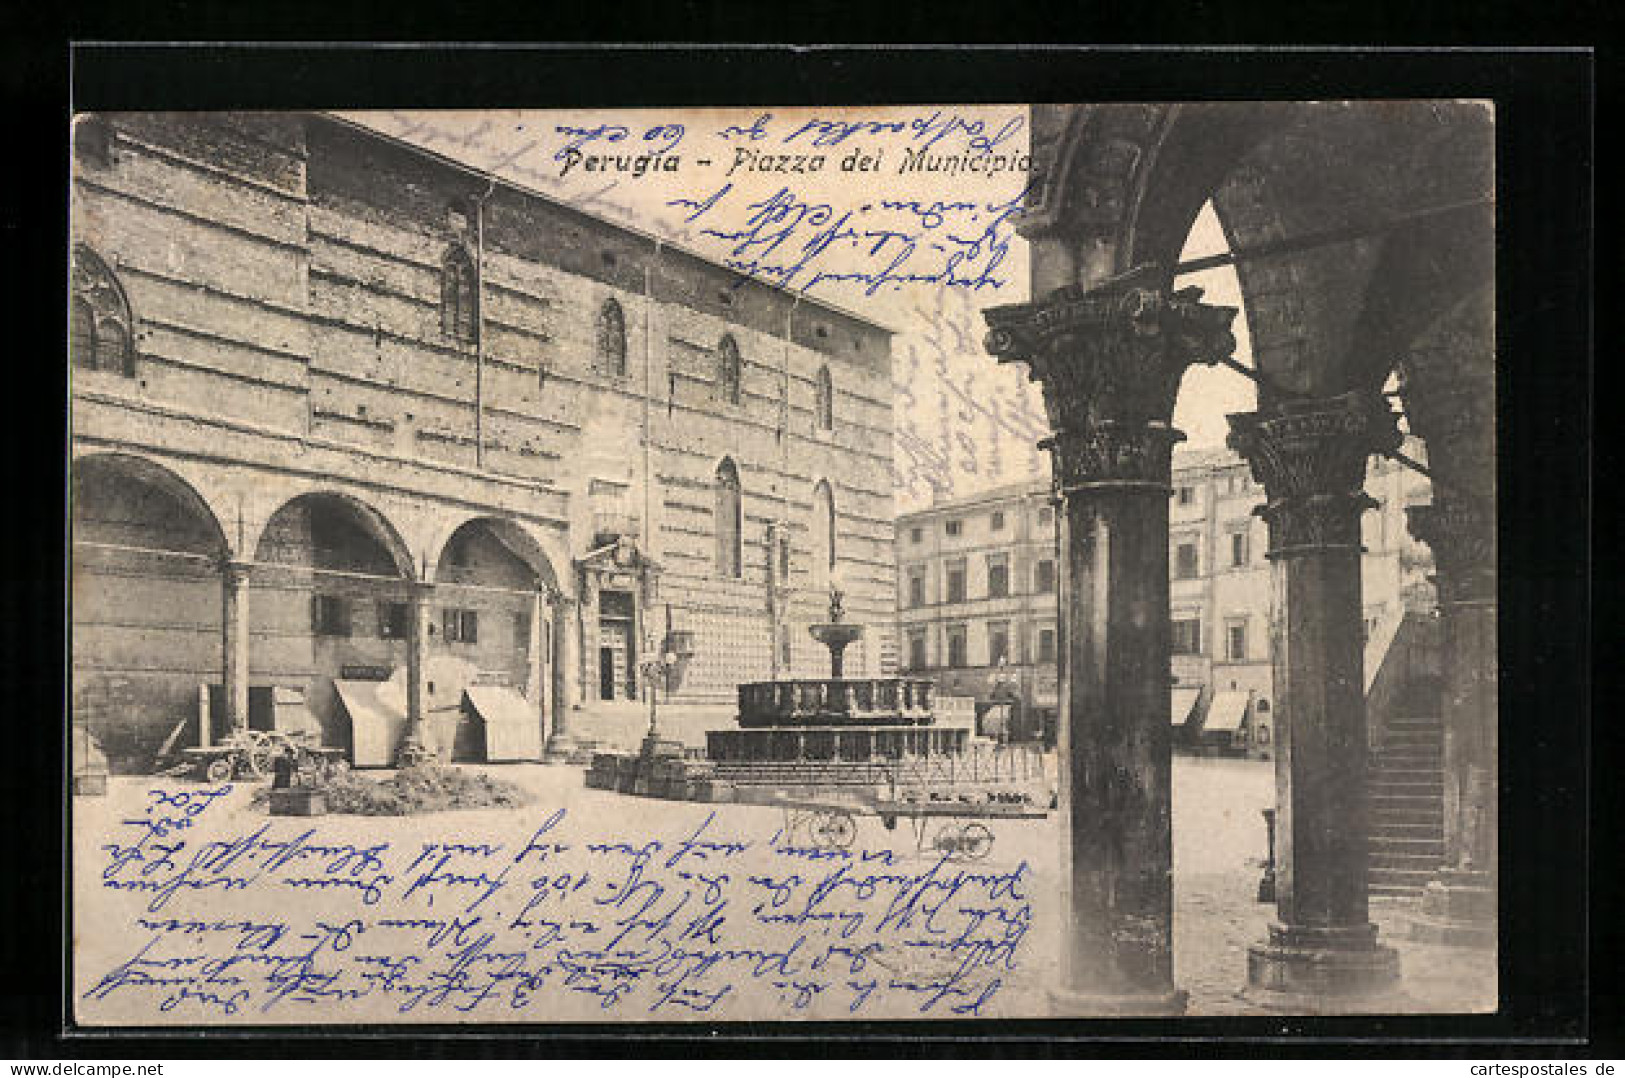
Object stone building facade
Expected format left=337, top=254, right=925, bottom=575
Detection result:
left=70, top=112, right=895, bottom=771
left=894, top=442, right=1432, bottom=751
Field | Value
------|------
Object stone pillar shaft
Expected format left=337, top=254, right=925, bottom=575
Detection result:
left=547, top=595, right=582, bottom=759
left=220, top=560, right=253, bottom=743
left=1228, top=391, right=1402, bottom=1002
left=984, top=270, right=1239, bottom=1015
left=400, top=581, right=437, bottom=766
left=1407, top=496, right=1497, bottom=943
left=1270, top=537, right=1370, bottom=928
left=1058, top=463, right=1177, bottom=1000
left=525, top=589, right=547, bottom=747
left=581, top=571, right=602, bottom=704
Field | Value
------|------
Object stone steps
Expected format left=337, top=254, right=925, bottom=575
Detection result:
left=1369, top=865, right=1437, bottom=890
left=1367, top=713, right=1447, bottom=898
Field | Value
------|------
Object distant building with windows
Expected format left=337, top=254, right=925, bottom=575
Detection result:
left=70, top=111, right=896, bottom=771
left=894, top=443, right=1434, bottom=752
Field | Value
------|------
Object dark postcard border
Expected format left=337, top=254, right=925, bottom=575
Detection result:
left=10, top=44, right=1598, bottom=1056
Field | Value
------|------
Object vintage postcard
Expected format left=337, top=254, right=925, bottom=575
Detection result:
left=68, top=101, right=1499, bottom=1024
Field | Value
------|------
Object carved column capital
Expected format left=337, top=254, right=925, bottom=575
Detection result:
left=1227, top=392, right=1403, bottom=555
left=1407, top=496, right=1496, bottom=605
left=984, top=267, right=1237, bottom=493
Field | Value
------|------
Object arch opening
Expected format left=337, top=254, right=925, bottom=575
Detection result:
left=71, top=454, right=230, bottom=771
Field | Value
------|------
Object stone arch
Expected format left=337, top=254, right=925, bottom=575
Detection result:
left=252, top=491, right=416, bottom=580
left=425, top=514, right=564, bottom=591
left=70, top=451, right=230, bottom=558
left=1032, top=101, right=1493, bottom=400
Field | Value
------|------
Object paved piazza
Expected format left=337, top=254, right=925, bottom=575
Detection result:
left=73, top=755, right=1494, bottom=1019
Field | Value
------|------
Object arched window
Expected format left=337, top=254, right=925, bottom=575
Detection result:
left=70, top=245, right=135, bottom=376
left=812, top=479, right=836, bottom=591
left=715, top=457, right=742, bottom=579
left=441, top=245, right=477, bottom=343
left=597, top=299, right=627, bottom=377
left=815, top=364, right=833, bottom=431
left=717, top=334, right=742, bottom=404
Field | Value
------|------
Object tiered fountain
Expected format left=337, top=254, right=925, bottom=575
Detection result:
left=586, top=588, right=969, bottom=801
left=705, top=588, right=967, bottom=769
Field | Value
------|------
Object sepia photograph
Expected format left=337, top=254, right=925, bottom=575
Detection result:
left=60, top=73, right=1556, bottom=1037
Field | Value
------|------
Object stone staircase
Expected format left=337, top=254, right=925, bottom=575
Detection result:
left=1368, top=715, right=1446, bottom=899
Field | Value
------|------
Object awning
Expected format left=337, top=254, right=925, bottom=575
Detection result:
left=464, top=685, right=543, bottom=763
left=1171, top=687, right=1202, bottom=728
left=335, top=680, right=407, bottom=768
left=1204, top=690, right=1251, bottom=733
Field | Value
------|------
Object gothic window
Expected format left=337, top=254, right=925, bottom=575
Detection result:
left=69, top=245, right=135, bottom=376
left=812, top=479, right=836, bottom=590
left=815, top=364, right=834, bottom=431
left=441, top=245, right=477, bottom=343
left=717, top=334, right=742, bottom=404
left=715, top=457, right=742, bottom=579
left=597, top=299, right=627, bottom=376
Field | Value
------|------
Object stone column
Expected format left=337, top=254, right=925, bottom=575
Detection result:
left=524, top=587, right=548, bottom=756
left=985, top=272, right=1238, bottom=1015
left=1227, top=392, right=1404, bottom=1005
left=397, top=580, right=437, bottom=767
left=219, top=560, right=253, bottom=743
left=546, top=592, right=582, bottom=761
left=580, top=568, right=601, bottom=706
left=1406, top=495, right=1496, bottom=945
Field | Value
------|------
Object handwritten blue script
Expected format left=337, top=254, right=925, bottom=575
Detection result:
left=667, top=184, right=1032, bottom=298
left=80, top=787, right=1036, bottom=1022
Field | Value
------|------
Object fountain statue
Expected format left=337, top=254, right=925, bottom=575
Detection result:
left=808, top=585, right=864, bottom=679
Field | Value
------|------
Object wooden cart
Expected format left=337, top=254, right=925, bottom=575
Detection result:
left=774, top=790, right=1048, bottom=861
left=160, top=729, right=349, bottom=784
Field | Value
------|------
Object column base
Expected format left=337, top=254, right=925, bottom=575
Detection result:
left=395, top=734, right=439, bottom=769
left=1050, top=986, right=1188, bottom=1018
left=1409, top=869, right=1496, bottom=947
left=543, top=734, right=578, bottom=763
left=544, top=734, right=602, bottom=765
left=1245, top=922, right=1400, bottom=1008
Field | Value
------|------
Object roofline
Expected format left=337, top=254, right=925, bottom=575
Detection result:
left=313, top=112, right=899, bottom=338
left=898, top=479, right=1051, bottom=520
